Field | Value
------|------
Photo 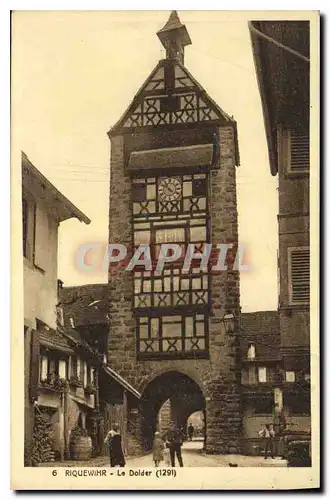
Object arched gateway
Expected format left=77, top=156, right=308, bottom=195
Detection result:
left=107, top=11, right=241, bottom=455
left=139, top=371, right=205, bottom=450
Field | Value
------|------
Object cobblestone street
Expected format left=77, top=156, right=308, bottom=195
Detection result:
left=40, top=440, right=287, bottom=468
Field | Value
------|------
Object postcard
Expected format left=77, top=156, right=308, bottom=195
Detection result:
left=11, top=9, right=319, bottom=490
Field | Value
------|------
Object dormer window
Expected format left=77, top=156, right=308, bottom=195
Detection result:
left=247, top=343, right=256, bottom=360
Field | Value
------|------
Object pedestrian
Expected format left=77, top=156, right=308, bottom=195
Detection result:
left=180, top=426, right=186, bottom=441
left=104, top=423, right=125, bottom=467
left=273, top=404, right=286, bottom=458
left=163, top=421, right=184, bottom=467
left=187, top=423, right=194, bottom=441
left=152, top=431, right=165, bottom=467
left=258, top=424, right=275, bottom=459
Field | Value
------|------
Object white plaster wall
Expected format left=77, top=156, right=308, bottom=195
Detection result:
left=23, top=199, right=59, bottom=330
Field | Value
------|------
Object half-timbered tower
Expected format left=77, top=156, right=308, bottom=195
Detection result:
left=107, top=11, right=241, bottom=454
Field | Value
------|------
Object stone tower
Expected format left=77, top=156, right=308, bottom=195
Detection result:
left=107, top=11, right=241, bottom=454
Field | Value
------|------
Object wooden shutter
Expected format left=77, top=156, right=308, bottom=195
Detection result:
left=289, top=247, right=310, bottom=304
left=248, top=366, right=256, bottom=384
left=289, top=130, right=309, bottom=173
left=40, top=356, right=48, bottom=381
left=34, top=205, right=50, bottom=272
left=29, top=329, right=40, bottom=401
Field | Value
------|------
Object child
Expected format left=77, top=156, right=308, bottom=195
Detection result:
left=164, top=446, right=171, bottom=466
left=152, top=431, right=165, bottom=467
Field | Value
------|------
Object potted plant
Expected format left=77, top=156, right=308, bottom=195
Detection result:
left=40, top=374, right=67, bottom=392
left=69, top=426, right=92, bottom=460
left=84, top=382, right=95, bottom=395
left=53, top=377, right=68, bottom=391
left=70, top=376, right=83, bottom=388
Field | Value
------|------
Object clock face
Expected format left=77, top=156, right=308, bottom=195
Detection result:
left=158, top=177, right=182, bottom=201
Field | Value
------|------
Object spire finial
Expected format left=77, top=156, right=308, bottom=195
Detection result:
left=157, top=11, right=192, bottom=64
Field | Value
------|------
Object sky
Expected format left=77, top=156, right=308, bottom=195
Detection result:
left=12, top=10, right=279, bottom=312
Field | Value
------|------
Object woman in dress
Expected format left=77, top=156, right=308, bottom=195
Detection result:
left=152, top=431, right=165, bottom=467
left=104, top=423, right=125, bottom=467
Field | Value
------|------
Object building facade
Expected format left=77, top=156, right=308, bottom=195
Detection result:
left=107, top=11, right=242, bottom=454
left=249, top=22, right=311, bottom=434
left=23, top=152, right=90, bottom=465
left=33, top=320, right=100, bottom=464
left=60, top=284, right=142, bottom=456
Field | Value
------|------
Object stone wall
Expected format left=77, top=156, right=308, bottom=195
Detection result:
left=107, top=124, right=241, bottom=453
left=158, top=399, right=172, bottom=435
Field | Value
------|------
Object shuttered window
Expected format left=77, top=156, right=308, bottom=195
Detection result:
left=22, top=196, right=36, bottom=261
left=34, top=205, right=50, bottom=272
left=288, top=130, right=309, bottom=174
left=288, top=247, right=310, bottom=305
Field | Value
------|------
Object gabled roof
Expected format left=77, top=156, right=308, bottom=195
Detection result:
left=38, top=323, right=74, bottom=354
left=240, top=310, right=280, bottom=361
left=249, top=21, right=310, bottom=175
left=60, top=284, right=109, bottom=327
left=108, top=59, right=240, bottom=166
left=22, top=152, right=91, bottom=224
left=109, top=59, right=235, bottom=133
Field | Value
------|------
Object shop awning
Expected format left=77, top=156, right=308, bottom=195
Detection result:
left=103, top=365, right=141, bottom=399
left=127, top=144, right=214, bottom=172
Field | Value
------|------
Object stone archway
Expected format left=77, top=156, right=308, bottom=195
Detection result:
left=139, top=371, right=205, bottom=450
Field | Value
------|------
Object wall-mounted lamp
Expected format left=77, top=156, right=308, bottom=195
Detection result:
left=222, top=312, right=236, bottom=335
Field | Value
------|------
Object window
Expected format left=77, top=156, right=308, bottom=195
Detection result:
left=137, top=313, right=208, bottom=358
left=287, top=129, right=309, bottom=174
left=22, top=196, right=36, bottom=261
left=70, top=355, right=78, bottom=378
left=40, top=356, right=48, bottom=381
left=288, top=247, right=310, bottom=305
left=285, top=371, right=295, bottom=383
left=247, top=343, right=256, bottom=360
left=39, top=353, right=68, bottom=381
left=83, top=361, right=88, bottom=387
left=89, top=366, right=94, bottom=384
left=132, top=173, right=210, bottom=358
left=248, top=366, right=257, bottom=384
left=258, top=367, right=267, bottom=383
left=134, top=268, right=209, bottom=309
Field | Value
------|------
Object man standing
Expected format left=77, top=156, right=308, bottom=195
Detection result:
left=258, top=423, right=275, bottom=459
left=163, top=422, right=184, bottom=467
left=187, top=423, right=194, bottom=441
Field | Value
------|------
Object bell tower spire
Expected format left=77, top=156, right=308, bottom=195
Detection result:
left=157, top=11, right=192, bottom=65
